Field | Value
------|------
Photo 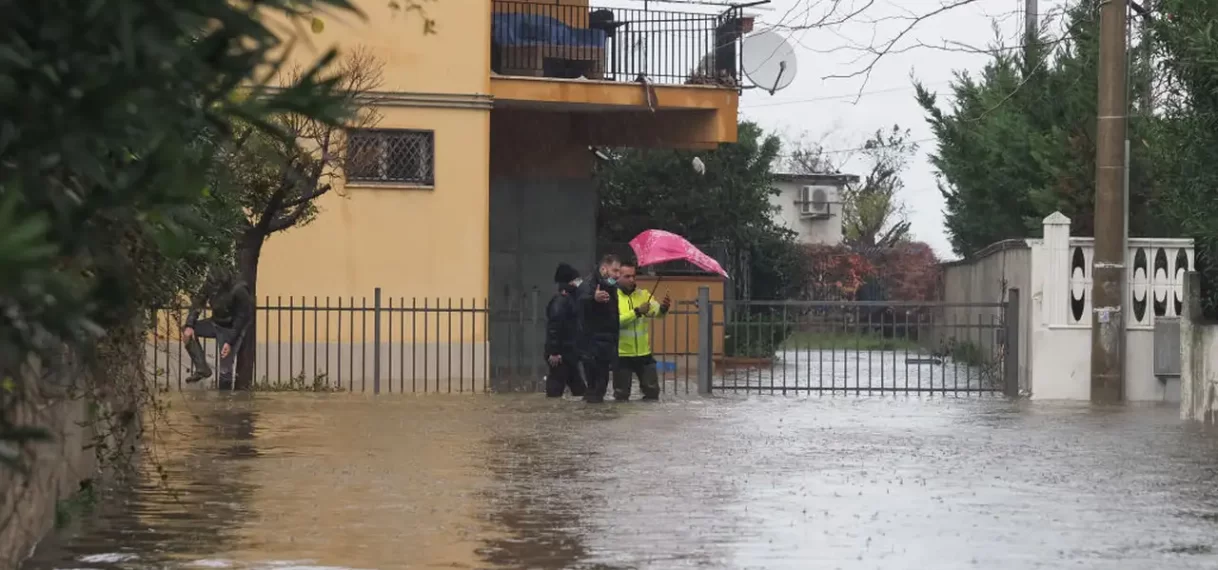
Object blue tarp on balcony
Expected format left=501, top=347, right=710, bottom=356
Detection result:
left=491, top=12, right=607, bottom=47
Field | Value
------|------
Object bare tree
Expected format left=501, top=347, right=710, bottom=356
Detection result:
left=754, top=0, right=1073, bottom=94
left=784, top=126, right=917, bottom=247
left=212, top=47, right=385, bottom=389
left=784, top=131, right=846, bottom=175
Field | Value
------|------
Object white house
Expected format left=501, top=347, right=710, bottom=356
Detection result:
left=769, top=173, right=858, bottom=246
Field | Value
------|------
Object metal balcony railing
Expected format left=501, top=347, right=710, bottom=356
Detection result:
left=490, top=1, right=745, bottom=88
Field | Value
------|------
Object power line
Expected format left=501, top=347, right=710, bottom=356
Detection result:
left=738, top=26, right=1075, bottom=111
left=740, top=1, right=1077, bottom=107
left=740, top=80, right=953, bottom=109
left=774, top=137, right=938, bottom=158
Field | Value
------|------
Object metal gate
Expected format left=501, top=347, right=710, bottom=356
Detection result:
left=649, top=289, right=1022, bottom=396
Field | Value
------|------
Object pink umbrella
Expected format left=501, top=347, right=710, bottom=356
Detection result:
left=628, top=229, right=729, bottom=278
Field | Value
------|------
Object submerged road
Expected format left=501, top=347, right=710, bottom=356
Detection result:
left=23, top=393, right=1218, bottom=569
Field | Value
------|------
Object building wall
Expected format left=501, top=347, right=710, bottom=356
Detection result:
left=3, top=334, right=142, bottom=568
left=940, top=211, right=1193, bottom=401
left=938, top=240, right=1032, bottom=393
left=259, top=104, right=491, bottom=304
left=267, top=0, right=491, bottom=96
left=1027, top=214, right=1192, bottom=402
left=256, top=0, right=493, bottom=303
left=488, top=109, right=596, bottom=301
left=1180, top=272, right=1218, bottom=423
left=1, top=395, right=96, bottom=569
left=768, top=180, right=844, bottom=246
left=1025, top=325, right=1165, bottom=401
left=257, top=0, right=738, bottom=303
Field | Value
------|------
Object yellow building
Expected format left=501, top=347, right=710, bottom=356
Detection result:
left=260, top=0, right=740, bottom=302
left=160, top=0, right=743, bottom=391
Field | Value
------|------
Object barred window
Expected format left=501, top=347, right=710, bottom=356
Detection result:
left=346, top=129, right=435, bottom=186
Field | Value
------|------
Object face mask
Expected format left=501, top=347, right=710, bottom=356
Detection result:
left=605, top=277, right=617, bottom=286
left=571, top=278, right=583, bottom=288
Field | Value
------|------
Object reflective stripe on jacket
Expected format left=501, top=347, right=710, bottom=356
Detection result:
left=617, top=287, right=662, bottom=357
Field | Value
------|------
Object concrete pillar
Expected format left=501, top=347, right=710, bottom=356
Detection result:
left=1042, top=212, right=1072, bottom=327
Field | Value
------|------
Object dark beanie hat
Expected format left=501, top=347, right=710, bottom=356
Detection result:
left=553, top=262, right=580, bottom=284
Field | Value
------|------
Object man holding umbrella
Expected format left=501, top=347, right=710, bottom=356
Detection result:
left=614, top=261, right=670, bottom=400
left=625, top=229, right=730, bottom=399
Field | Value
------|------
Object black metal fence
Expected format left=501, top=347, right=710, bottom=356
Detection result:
left=147, top=288, right=1021, bottom=397
left=147, top=291, right=537, bottom=393
left=709, top=295, right=1019, bottom=395
left=490, top=1, right=745, bottom=86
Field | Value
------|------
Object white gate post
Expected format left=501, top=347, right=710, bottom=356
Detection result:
left=1042, top=212, right=1072, bottom=327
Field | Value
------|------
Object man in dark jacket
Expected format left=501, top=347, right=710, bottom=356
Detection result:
left=575, top=254, right=622, bottom=403
left=544, top=262, right=587, bottom=398
left=183, top=267, right=254, bottom=389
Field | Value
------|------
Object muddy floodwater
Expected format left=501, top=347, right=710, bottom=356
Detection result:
left=23, top=393, right=1218, bottom=570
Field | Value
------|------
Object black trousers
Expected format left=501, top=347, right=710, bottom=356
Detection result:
left=578, top=343, right=616, bottom=403
left=614, top=355, right=660, bottom=400
left=184, top=318, right=240, bottom=389
left=545, top=356, right=587, bottom=398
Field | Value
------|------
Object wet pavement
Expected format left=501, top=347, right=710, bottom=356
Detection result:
left=713, top=348, right=998, bottom=392
left=22, top=392, right=1218, bottom=570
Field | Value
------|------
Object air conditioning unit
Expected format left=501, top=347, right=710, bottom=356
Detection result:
left=799, top=186, right=830, bottom=217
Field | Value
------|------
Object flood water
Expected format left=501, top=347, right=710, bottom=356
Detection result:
left=713, top=348, right=997, bottom=392
left=23, top=392, right=1218, bottom=570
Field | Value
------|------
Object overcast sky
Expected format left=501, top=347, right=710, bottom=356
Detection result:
left=735, top=0, right=1072, bottom=259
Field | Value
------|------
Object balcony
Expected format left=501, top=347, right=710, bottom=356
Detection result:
left=489, top=1, right=745, bottom=105
left=488, top=1, right=746, bottom=147
left=491, top=1, right=746, bottom=86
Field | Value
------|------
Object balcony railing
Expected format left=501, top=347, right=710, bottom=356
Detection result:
left=490, top=1, right=746, bottom=88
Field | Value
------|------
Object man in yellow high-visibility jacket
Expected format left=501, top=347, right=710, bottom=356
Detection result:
left=613, top=261, right=671, bottom=401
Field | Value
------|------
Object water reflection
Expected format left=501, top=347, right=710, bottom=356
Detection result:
left=476, top=403, right=610, bottom=569
left=26, top=393, right=261, bottom=568
left=218, top=395, right=495, bottom=568
left=21, top=394, right=1218, bottom=569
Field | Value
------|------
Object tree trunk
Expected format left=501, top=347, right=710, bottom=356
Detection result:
left=235, top=229, right=263, bottom=390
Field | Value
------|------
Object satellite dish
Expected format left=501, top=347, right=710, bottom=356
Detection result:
left=740, top=31, right=798, bottom=95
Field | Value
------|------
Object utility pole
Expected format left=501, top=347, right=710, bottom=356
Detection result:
left=1137, top=1, right=1154, bottom=114
left=1024, top=0, right=1038, bottom=44
left=1091, top=0, right=1128, bottom=402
